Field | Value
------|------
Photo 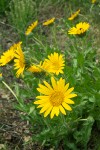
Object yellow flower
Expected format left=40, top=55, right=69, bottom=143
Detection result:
left=12, top=42, right=22, bottom=50
left=68, top=9, right=80, bottom=20
left=34, top=77, right=77, bottom=119
left=68, top=22, right=90, bottom=35
left=43, top=17, right=55, bottom=26
left=0, top=42, right=22, bottom=66
left=43, top=52, right=65, bottom=75
left=40, top=60, right=50, bottom=72
left=25, top=20, right=38, bottom=35
left=14, top=44, right=25, bottom=78
left=0, top=73, right=2, bottom=77
left=0, top=49, right=15, bottom=66
left=28, top=63, right=42, bottom=73
left=91, top=0, right=96, bottom=3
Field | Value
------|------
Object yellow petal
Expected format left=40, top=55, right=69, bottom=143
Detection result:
left=57, top=78, right=65, bottom=89
left=64, top=83, right=69, bottom=91
left=50, top=107, right=55, bottom=119
left=53, top=107, right=59, bottom=116
left=59, top=105, right=66, bottom=115
left=65, top=87, right=74, bottom=96
left=34, top=99, right=48, bottom=104
left=43, top=80, right=53, bottom=91
left=36, top=95, right=49, bottom=100
left=40, top=103, right=51, bottom=113
left=64, top=99, right=75, bottom=104
left=37, top=103, right=45, bottom=108
left=44, top=106, right=53, bottom=117
left=51, top=77, right=57, bottom=89
left=37, top=84, right=51, bottom=95
left=67, top=94, right=77, bottom=99
left=62, top=102, right=72, bottom=111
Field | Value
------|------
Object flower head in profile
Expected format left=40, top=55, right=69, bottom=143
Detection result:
left=43, top=18, right=55, bottom=26
left=34, top=77, right=77, bottom=119
left=43, top=52, right=65, bottom=75
left=25, top=20, right=38, bottom=35
left=68, top=9, right=80, bottom=20
left=12, top=42, right=22, bottom=50
left=28, top=62, right=42, bottom=73
left=0, top=42, right=22, bottom=66
left=68, top=22, right=90, bottom=35
left=14, top=44, right=25, bottom=78
left=91, top=0, right=96, bottom=3
left=41, top=60, right=51, bottom=72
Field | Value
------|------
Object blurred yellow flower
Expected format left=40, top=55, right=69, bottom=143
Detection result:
left=43, top=52, right=65, bottom=75
left=68, top=9, right=80, bottom=20
left=0, top=42, right=22, bottom=66
left=34, top=77, right=77, bottom=119
left=43, top=17, right=55, bottom=26
left=0, top=73, right=2, bottom=77
left=25, top=20, right=38, bottom=35
left=91, top=0, right=96, bottom=3
left=12, top=42, right=22, bottom=50
left=14, top=44, right=25, bottom=78
left=68, top=22, right=90, bottom=35
left=28, top=63, right=42, bottom=73
left=41, top=60, right=51, bottom=72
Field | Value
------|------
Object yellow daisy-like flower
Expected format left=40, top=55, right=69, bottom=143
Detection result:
left=68, top=22, right=90, bottom=35
left=91, top=0, right=96, bottom=3
left=12, top=42, right=22, bottom=50
left=43, top=52, right=65, bottom=75
left=25, top=20, right=38, bottom=35
left=0, top=49, right=15, bottom=66
left=14, top=45, right=25, bottom=78
left=0, top=73, right=2, bottom=77
left=68, top=9, right=80, bottom=20
left=0, top=42, right=22, bottom=66
left=34, top=77, right=77, bottom=119
left=41, top=60, right=51, bottom=72
left=43, top=17, right=55, bottom=26
left=28, top=63, right=42, bottom=73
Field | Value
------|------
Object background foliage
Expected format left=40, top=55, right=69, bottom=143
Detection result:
left=0, top=0, right=100, bottom=150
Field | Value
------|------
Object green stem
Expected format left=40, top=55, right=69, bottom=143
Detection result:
left=2, top=81, right=19, bottom=102
left=51, top=24, right=58, bottom=49
left=33, top=36, right=46, bottom=50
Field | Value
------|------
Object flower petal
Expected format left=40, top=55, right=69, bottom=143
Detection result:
left=34, top=99, right=48, bottom=104
left=67, top=94, right=77, bottom=99
left=40, top=103, right=51, bottom=113
left=64, top=98, right=75, bottom=104
left=59, top=105, right=66, bottom=115
left=65, top=87, right=74, bottom=96
left=43, top=80, right=53, bottom=91
left=51, top=77, right=57, bottom=89
left=44, top=106, right=53, bottom=117
left=50, top=107, right=55, bottom=119
left=62, top=102, right=72, bottom=111
left=54, top=107, right=60, bottom=116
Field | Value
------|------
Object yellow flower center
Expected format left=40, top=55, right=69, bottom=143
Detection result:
left=52, top=61, right=60, bottom=70
left=77, top=28, right=84, bottom=34
left=79, top=28, right=83, bottom=31
left=50, top=91, right=64, bottom=106
left=79, top=28, right=84, bottom=32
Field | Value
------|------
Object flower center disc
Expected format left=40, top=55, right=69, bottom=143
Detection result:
left=52, top=61, right=60, bottom=70
left=50, top=91, right=64, bottom=106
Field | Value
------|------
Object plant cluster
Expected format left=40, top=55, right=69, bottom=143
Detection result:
left=0, top=0, right=100, bottom=149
